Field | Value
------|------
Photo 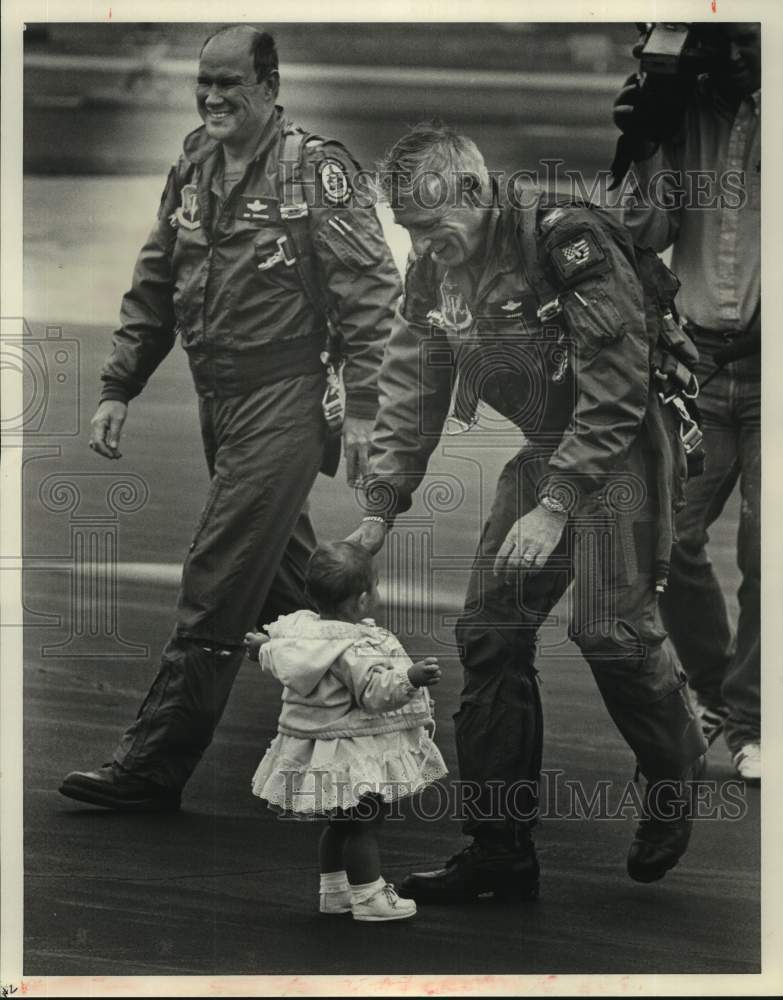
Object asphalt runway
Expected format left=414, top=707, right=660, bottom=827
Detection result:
left=18, top=177, right=759, bottom=979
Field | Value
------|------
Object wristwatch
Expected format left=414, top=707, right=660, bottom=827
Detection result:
left=539, top=495, right=568, bottom=515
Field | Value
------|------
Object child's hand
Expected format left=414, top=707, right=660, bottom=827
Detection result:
left=244, top=631, right=269, bottom=662
left=407, top=656, right=441, bottom=688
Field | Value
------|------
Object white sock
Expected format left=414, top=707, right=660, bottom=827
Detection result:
left=349, top=876, right=385, bottom=905
left=320, top=870, right=349, bottom=894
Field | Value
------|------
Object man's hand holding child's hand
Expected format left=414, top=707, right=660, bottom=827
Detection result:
left=407, top=656, right=442, bottom=688
left=244, top=631, right=270, bottom=661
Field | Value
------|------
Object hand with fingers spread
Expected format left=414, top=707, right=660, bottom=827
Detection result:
left=342, top=415, right=374, bottom=487
left=407, top=656, right=442, bottom=688
left=493, top=505, right=568, bottom=582
left=89, top=400, right=128, bottom=460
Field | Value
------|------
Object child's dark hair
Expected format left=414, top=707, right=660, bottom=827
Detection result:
left=305, top=541, right=375, bottom=613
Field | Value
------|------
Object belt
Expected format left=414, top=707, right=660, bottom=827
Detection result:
left=188, top=333, right=325, bottom=398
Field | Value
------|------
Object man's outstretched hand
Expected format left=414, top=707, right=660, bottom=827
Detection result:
left=345, top=519, right=387, bottom=555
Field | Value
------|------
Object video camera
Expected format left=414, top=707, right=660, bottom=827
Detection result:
left=637, top=22, right=728, bottom=80
left=608, top=22, right=728, bottom=188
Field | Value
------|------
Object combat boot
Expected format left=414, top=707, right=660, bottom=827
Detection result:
left=399, top=840, right=540, bottom=903
left=59, top=763, right=181, bottom=812
left=627, top=755, right=707, bottom=883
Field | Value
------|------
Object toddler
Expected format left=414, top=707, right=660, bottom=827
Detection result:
left=245, top=540, right=447, bottom=922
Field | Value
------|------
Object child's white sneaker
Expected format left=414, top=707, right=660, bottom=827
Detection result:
left=319, top=889, right=352, bottom=914
left=352, top=882, right=416, bottom=922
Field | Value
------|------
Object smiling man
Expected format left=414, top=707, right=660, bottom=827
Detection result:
left=59, top=25, right=401, bottom=811
left=349, top=122, right=707, bottom=901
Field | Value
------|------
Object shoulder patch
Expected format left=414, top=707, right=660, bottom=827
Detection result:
left=548, top=229, right=607, bottom=284
left=319, top=159, right=352, bottom=205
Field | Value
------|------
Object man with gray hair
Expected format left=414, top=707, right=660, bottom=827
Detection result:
left=350, top=122, right=706, bottom=901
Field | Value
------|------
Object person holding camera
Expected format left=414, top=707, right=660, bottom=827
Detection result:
left=615, top=22, right=761, bottom=782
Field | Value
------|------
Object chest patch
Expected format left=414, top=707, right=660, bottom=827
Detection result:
left=549, top=230, right=606, bottom=283
left=439, top=279, right=474, bottom=333
left=236, top=195, right=279, bottom=223
left=174, top=183, right=201, bottom=231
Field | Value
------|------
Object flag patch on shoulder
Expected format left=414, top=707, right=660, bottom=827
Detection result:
left=549, top=230, right=606, bottom=282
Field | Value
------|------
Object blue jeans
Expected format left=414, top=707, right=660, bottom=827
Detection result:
left=659, top=327, right=760, bottom=753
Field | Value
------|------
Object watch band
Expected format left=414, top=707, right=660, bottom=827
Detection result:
left=539, top=495, right=568, bottom=515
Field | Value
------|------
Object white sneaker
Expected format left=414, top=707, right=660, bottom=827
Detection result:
left=320, top=889, right=351, bottom=914
left=352, top=882, right=417, bottom=922
left=733, top=743, right=761, bottom=783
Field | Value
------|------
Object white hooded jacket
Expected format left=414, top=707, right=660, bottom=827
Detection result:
left=259, top=610, right=434, bottom=740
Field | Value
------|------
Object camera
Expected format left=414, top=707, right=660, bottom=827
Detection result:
left=638, top=22, right=727, bottom=80
left=1, top=319, right=80, bottom=437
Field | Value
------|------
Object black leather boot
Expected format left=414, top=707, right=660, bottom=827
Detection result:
left=59, top=764, right=181, bottom=812
left=399, top=840, right=540, bottom=903
left=627, top=754, right=707, bottom=883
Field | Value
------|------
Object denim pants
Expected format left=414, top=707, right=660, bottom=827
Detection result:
left=113, top=372, right=326, bottom=788
left=659, top=327, right=761, bottom=753
left=454, top=441, right=706, bottom=850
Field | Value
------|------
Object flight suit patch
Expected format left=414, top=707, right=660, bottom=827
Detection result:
left=320, top=159, right=352, bottom=205
left=236, top=196, right=279, bottom=223
left=174, top=183, right=201, bottom=231
left=549, top=230, right=607, bottom=284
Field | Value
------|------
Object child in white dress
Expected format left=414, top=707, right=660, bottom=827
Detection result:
left=245, top=540, right=448, bottom=922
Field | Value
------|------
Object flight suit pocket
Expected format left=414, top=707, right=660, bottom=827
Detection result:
left=314, top=210, right=385, bottom=271
left=562, top=279, right=627, bottom=360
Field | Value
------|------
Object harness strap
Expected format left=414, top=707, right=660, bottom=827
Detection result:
left=278, top=128, right=344, bottom=475
left=517, top=187, right=563, bottom=323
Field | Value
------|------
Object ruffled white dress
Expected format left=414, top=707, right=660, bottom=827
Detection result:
left=250, top=611, right=448, bottom=817
left=252, top=728, right=447, bottom=816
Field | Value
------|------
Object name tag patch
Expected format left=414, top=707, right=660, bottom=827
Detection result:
left=237, top=195, right=279, bottom=223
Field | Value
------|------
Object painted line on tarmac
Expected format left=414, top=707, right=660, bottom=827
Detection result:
left=111, top=562, right=465, bottom=613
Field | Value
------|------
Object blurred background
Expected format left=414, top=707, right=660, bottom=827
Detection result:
left=24, top=21, right=637, bottom=174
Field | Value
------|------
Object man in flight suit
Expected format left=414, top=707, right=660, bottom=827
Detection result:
left=60, top=25, right=401, bottom=810
left=350, top=123, right=706, bottom=898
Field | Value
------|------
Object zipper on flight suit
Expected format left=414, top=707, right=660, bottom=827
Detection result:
left=201, top=163, right=245, bottom=361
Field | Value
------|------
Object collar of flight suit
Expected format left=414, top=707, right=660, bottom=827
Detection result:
left=180, top=107, right=289, bottom=237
